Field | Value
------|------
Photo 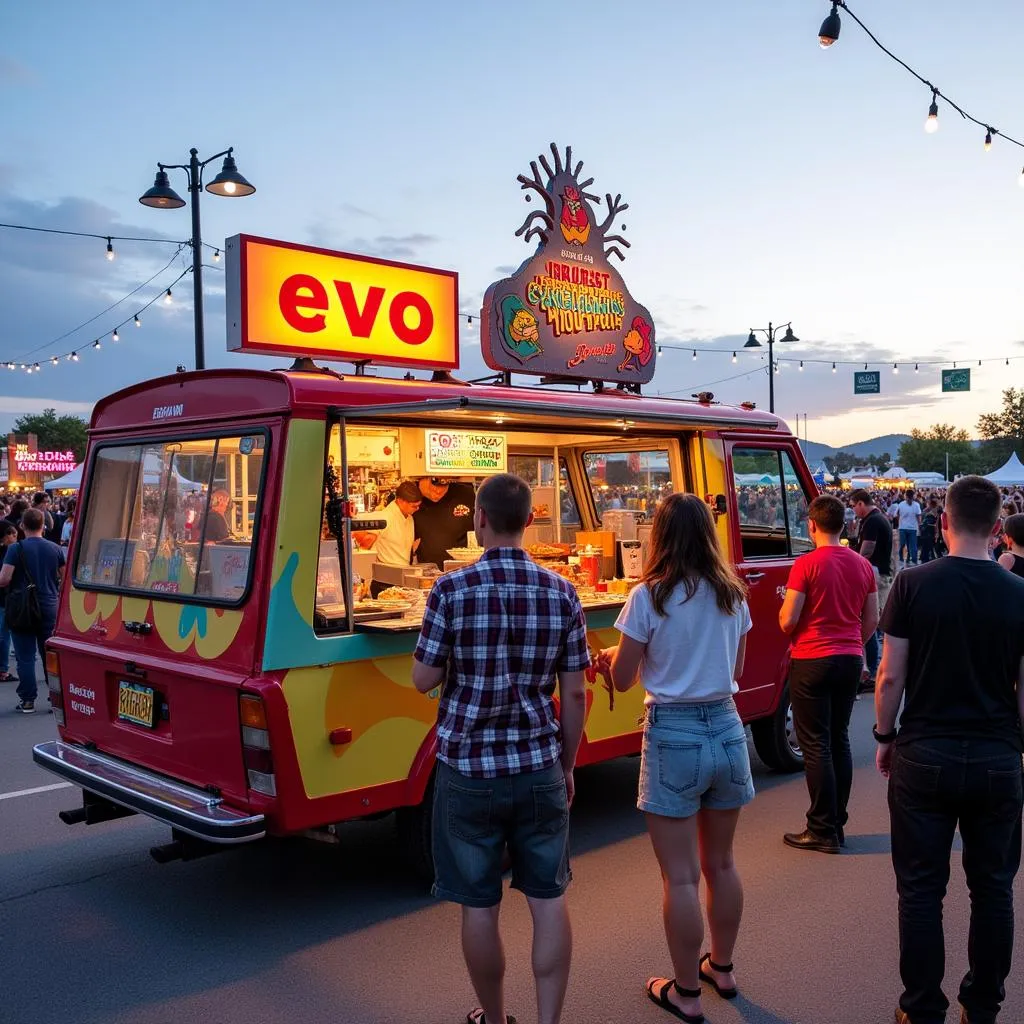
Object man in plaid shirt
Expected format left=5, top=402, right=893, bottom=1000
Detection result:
left=413, top=473, right=589, bottom=1024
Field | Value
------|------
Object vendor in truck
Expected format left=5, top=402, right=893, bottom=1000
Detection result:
left=413, top=476, right=477, bottom=568
left=353, top=480, right=422, bottom=596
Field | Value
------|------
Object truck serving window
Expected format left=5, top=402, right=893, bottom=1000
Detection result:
left=74, top=433, right=267, bottom=604
left=583, top=449, right=672, bottom=519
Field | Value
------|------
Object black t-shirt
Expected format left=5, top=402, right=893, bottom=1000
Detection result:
left=204, top=510, right=231, bottom=543
left=880, top=556, right=1024, bottom=749
left=413, top=483, right=476, bottom=568
left=857, top=508, right=893, bottom=575
left=920, top=509, right=938, bottom=541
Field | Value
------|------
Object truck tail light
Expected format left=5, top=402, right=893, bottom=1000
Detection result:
left=46, top=649, right=64, bottom=726
left=239, top=694, right=275, bottom=797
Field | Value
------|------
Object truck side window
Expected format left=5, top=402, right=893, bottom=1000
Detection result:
left=583, top=449, right=671, bottom=519
left=732, top=448, right=811, bottom=559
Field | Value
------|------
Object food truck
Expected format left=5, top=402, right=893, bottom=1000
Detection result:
left=34, top=146, right=817, bottom=872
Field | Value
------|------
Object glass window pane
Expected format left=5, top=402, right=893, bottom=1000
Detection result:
left=583, top=450, right=671, bottom=519
left=781, top=451, right=812, bottom=554
left=732, top=448, right=787, bottom=559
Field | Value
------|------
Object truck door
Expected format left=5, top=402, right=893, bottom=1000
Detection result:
left=726, top=443, right=812, bottom=718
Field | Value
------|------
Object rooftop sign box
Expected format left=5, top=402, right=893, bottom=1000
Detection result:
left=225, top=234, right=459, bottom=370
left=481, top=144, right=657, bottom=387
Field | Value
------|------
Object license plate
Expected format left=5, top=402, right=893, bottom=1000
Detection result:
left=118, top=681, right=156, bottom=728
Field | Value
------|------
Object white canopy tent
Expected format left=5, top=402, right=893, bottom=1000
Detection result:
left=44, top=463, right=83, bottom=489
left=985, top=451, right=1024, bottom=486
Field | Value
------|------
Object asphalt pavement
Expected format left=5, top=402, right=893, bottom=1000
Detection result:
left=2, top=690, right=1021, bottom=1024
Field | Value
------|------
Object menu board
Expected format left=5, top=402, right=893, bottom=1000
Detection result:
left=425, top=430, right=507, bottom=476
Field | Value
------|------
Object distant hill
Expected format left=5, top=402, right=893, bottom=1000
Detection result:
left=799, top=434, right=912, bottom=465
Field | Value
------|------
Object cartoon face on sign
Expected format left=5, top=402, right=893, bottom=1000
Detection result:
left=499, top=294, right=542, bottom=362
left=617, top=316, right=653, bottom=373
left=560, top=185, right=590, bottom=245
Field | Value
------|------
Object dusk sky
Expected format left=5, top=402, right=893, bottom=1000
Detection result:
left=2, top=0, right=1022, bottom=448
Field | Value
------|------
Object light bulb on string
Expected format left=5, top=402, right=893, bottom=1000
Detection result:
left=51, top=357, right=58, bottom=366
left=925, top=91, right=940, bottom=133
left=893, top=363, right=899, bottom=374
left=657, top=345, right=663, bottom=356
left=93, top=339, right=101, bottom=350
left=832, top=362, right=836, bottom=373
left=71, top=352, right=79, bottom=362
left=112, top=328, right=119, bottom=342
left=818, top=2, right=841, bottom=48
left=466, top=316, right=472, bottom=325
left=105, top=237, right=115, bottom=261
left=134, top=314, right=142, bottom=327
left=915, top=363, right=919, bottom=372
left=732, top=352, right=737, bottom=363
left=212, top=249, right=221, bottom=263
left=864, top=363, right=868, bottom=370
left=692, top=350, right=697, bottom=360
left=33, top=362, right=40, bottom=372
left=773, top=361, right=780, bottom=375
left=984, top=129, right=993, bottom=152
left=799, top=360, right=804, bottom=371
left=164, top=288, right=173, bottom=305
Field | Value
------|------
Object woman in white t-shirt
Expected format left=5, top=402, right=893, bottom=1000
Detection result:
left=596, top=493, right=753, bottom=1023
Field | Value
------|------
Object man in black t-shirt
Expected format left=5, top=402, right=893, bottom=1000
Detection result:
left=875, top=476, right=1024, bottom=1024
left=851, top=489, right=893, bottom=685
left=413, top=478, right=476, bottom=568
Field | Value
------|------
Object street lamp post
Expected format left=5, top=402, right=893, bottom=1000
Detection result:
left=139, top=148, right=255, bottom=370
left=743, top=321, right=799, bottom=413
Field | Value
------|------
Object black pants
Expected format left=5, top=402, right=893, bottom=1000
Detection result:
left=789, top=655, right=862, bottom=838
left=919, top=534, right=936, bottom=562
left=889, top=738, right=1023, bottom=1024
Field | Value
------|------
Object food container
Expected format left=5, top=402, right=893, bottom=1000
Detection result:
left=579, top=547, right=601, bottom=587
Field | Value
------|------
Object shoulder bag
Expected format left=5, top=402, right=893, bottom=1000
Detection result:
left=5, top=543, right=43, bottom=632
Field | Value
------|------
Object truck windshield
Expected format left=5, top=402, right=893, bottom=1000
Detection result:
left=73, top=432, right=267, bottom=604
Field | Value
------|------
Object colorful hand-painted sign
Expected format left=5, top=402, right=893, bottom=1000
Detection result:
left=225, top=234, right=459, bottom=369
left=481, top=144, right=657, bottom=386
left=425, top=429, right=507, bottom=475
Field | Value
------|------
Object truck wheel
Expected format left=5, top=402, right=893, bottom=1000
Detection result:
left=395, top=773, right=435, bottom=884
left=751, top=685, right=803, bottom=773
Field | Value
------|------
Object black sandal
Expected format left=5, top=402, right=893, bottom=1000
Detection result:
left=645, top=978, right=704, bottom=1023
left=465, top=1011, right=516, bottom=1024
left=699, top=953, right=738, bottom=999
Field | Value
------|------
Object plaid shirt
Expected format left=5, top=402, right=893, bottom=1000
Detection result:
left=414, top=546, right=591, bottom=778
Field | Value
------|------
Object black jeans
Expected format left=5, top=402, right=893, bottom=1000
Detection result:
left=889, top=738, right=1024, bottom=1024
left=919, top=535, right=936, bottom=562
left=789, top=654, right=862, bottom=838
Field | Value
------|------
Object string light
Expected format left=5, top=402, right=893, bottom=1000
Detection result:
left=731, top=352, right=737, bottom=363
left=164, top=288, right=173, bottom=304
left=818, top=1, right=841, bottom=47
left=692, top=349, right=697, bottom=360
left=93, top=339, right=101, bottom=350
left=799, top=360, right=805, bottom=371
left=212, top=248, right=221, bottom=263
left=105, top=237, right=115, bottom=261
left=134, top=314, right=142, bottom=327
left=832, top=362, right=836, bottom=372
left=893, top=362, right=899, bottom=373
left=657, top=345, right=663, bottom=356
left=50, top=356, right=58, bottom=366
left=984, top=129, right=993, bottom=152
left=924, top=89, right=939, bottom=134
left=33, top=362, right=40, bottom=372
left=112, top=328, right=119, bottom=342
left=915, top=363, right=919, bottom=372
left=71, top=352, right=79, bottom=361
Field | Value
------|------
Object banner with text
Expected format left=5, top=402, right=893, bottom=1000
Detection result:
left=854, top=371, right=881, bottom=395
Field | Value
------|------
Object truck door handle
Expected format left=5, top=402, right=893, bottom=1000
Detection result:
left=123, top=620, right=153, bottom=636
left=744, top=572, right=765, bottom=582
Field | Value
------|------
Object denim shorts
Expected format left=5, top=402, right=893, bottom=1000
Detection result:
left=638, top=699, right=755, bottom=818
left=431, top=759, right=571, bottom=908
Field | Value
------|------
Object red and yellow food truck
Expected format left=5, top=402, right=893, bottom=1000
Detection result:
left=33, top=148, right=818, bottom=873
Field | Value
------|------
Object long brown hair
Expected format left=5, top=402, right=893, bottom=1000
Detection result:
left=643, top=493, right=747, bottom=616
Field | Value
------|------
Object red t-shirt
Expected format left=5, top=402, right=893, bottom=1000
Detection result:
left=786, top=545, right=876, bottom=659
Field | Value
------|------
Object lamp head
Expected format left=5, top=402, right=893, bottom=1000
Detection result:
left=139, top=168, right=185, bottom=209
left=744, top=331, right=761, bottom=348
left=818, top=4, right=841, bottom=48
left=781, top=325, right=799, bottom=343
left=205, top=153, right=255, bottom=197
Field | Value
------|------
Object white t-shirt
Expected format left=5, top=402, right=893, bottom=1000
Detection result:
left=614, top=579, right=753, bottom=705
left=896, top=500, right=922, bottom=530
left=370, top=501, right=414, bottom=566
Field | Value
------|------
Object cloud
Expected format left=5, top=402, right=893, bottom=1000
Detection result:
left=337, top=203, right=379, bottom=221
left=494, top=265, right=518, bottom=275
left=0, top=395, right=94, bottom=424
left=302, top=225, right=439, bottom=262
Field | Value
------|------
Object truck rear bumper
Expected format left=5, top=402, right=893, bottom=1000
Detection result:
left=33, top=740, right=265, bottom=844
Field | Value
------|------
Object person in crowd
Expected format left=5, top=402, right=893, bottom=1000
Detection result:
left=0, top=507, right=66, bottom=713
left=876, top=476, right=1024, bottom=1024
left=779, top=495, right=878, bottom=854
left=202, top=489, right=233, bottom=543
left=353, top=480, right=422, bottom=597
left=412, top=473, right=588, bottom=1024
left=850, top=489, right=894, bottom=688
left=997, top=512, right=1024, bottom=578
left=413, top=476, right=476, bottom=568
left=0, top=521, right=18, bottom=682
left=918, top=497, right=940, bottom=564
left=31, top=491, right=55, bottom=539
left=60, top=497, right=77, bottom=547
left=895, top=489, right=922, bottom=567
left=596, top=493, right=753, bottom=1023
left=5, top=498, right=29, bottom=541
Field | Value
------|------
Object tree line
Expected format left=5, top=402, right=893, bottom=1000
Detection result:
left=823, top=387, right=1024, bottom=479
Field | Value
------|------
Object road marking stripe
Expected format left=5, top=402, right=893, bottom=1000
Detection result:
left=0, top=782, right=73, bottom=801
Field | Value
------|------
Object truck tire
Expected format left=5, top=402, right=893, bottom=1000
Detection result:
left=395, top=773, right=435, bottom=884
left=751, top=685, right=803, bottom=773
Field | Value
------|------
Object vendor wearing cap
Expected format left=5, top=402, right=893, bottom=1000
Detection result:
left=413, top=476, right=477, bottom=568
left=353, top=480, right=422, bottom=597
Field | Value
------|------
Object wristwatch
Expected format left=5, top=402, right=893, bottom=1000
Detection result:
left=872, top=725, right=898, bottom=744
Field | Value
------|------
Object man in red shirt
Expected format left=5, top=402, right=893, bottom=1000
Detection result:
left=779, top=495, right=879, bottom=853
